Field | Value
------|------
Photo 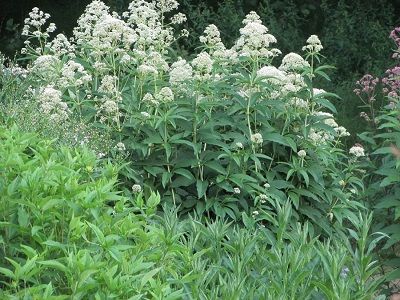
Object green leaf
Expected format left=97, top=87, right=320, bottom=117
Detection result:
left=0, top=267, right=15, bottom=279
left=205, top=160, right=227, bottom=175
left=314, top=97, right=337, bottom=113
left=17, top=207, right=29, bottom=227
left=196, top=179, right=209, bottom=198
left=174, top=168, right=195, bottom=180
left=141, top=267, right=161, bottom=288
left=108, top=246, right=122, bottom=263
left=298, top=169, right=310, bottom=186
left=87, top=222, right=105, bottom=245
left=144, top=166, right=164, bottom=177
left=147, top=192, right=161, bottom=208
left=386, top=268, right=400, bottom=281
left=162, top=172, right=172, bottom=188
left=372, top=147, right=392, bottom=155
left=39, top=260, right=68, bottom=273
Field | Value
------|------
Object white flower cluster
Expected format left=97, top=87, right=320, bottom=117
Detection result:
left=155, top=87, right=174, bottom=103
left=59, top=60, right=92, bottom=88
left=96, top=97, right=122, bottom=124
left=31, top=55, right=61, bottom=80
left=24, top=7, right=50, bottom=28
left=96, top=74, right=122, bottom=124
left=169, top=58, right=193, bottom=86
left=349, top=145, right=365, bottom=157
left=124, top=0, right=158, bottom=25
left=3, top=65, right=29, bottom=78
left=37, top=85, right=70, bottom=122
left=46, top=34, right=75, bottom=57
left=99, top=75, right=120, bottom=97
left=154, top=0, right=179, bottom=12
left=313, top=88, right=326, bottom=96
left=289, top=97, right=309, bottom=109
left=335, top=126, right=350, bottom=137
left=251, top=133, right=263, bottom=144
left=73, top=1, right=110, bottom=46
left=283, top=73, right=306, bottom=93
left=297, top=150, right=307, bottom=158
left=141, top=111, right=150, bottom=118
left=192, top=52, right=213, bottom=80
left=305, top=112, right=350, bottom=144
left=145, top=51, right=169, bottom=73
left=235, top=142, right=244, bottom=149
left=307, top=128, right=332, bottom=145
left=171, top=12, right=187, bottom=24
left=123, top=0, right=177, bottom=52
left=200, top=24, right=224, bottom=51
left=279, top=53, right=310, bottom=71
left=302, top=35, right=323, bottom=53
left=120, top=53, right=133, bottom=64
left=256, top=65, right=307, bottom=100
left=199, top=25, right=238, bottom=65
left=314, top=112, right=339, bottom=128
left=313, top=111, right=350, bottom=137
left=138, top=64, right=158, bottom=76
left=233, top=12, right=280, bottom=59
left=115, top=142, right=126, bottom=152
left=257, top=66, right=286, bottom=83
left=132, top=184, right=142, bottom=193
left=142, top=93, right=158, bottom=106
left=91, top=14, right=137, bottom=51
left=22, top=7, right=55, bottom=39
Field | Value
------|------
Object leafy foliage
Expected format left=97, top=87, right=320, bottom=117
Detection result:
left=355, top=32, right=400, bottom=283
left=0, top=125, right=384, bottom=299
left=1, top=1, right=368, bottom=236
left=0, top=0, right=395, bottom=297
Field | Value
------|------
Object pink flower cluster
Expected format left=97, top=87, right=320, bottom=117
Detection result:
left=354, top=27, right=400, bottom=102
left=353, top=74, right=378, bottom=99
left=390, top=27, right=400, bottom=57
left=382, top=66, right=400, bottom=98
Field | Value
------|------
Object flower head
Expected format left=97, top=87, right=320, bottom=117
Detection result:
left=251, top=133, right=263, bottom=144
left=349, top=145, right=365, bottom=157
left=132, top=184, right=142, bottom=193
left=297, top=150, right=307, bottom=158
left=302, top=35, right=323, bottom=53
left=280, top=53, right=310, bottom=71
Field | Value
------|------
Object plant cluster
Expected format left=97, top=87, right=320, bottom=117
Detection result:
left=0, top=0, right=397, bottom=297
left=1, top=1, right=368, bottom=236
left=0, top=125, right=385, bottom=299
left=354, top=26, right=400, bottom=288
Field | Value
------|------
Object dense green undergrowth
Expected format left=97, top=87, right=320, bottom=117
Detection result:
left=0, top=125, right=384, bottom=299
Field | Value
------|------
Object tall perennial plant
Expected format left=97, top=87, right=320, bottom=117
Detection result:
left=1, top=0, right=366, bottom=235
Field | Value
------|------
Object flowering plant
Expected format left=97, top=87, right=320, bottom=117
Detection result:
left=1, top=0, right=365, bottom=235
left=355, top=26, right=400, bottom=285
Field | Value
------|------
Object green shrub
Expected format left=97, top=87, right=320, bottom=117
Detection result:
left=355, top=28, right=400, bottom=285
left=0, top=0, right=392, bottom=297
left=0, top=125, right=385, bottom=298
left=3, top=1, right=369, bottom=236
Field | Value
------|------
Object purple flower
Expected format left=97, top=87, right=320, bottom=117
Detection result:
left=340, top=267, right=350, bottom=279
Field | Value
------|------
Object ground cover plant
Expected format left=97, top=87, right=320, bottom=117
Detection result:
left=0, top=125, right=385, bottom=299
left=0, top=0, right=397, bottom=298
